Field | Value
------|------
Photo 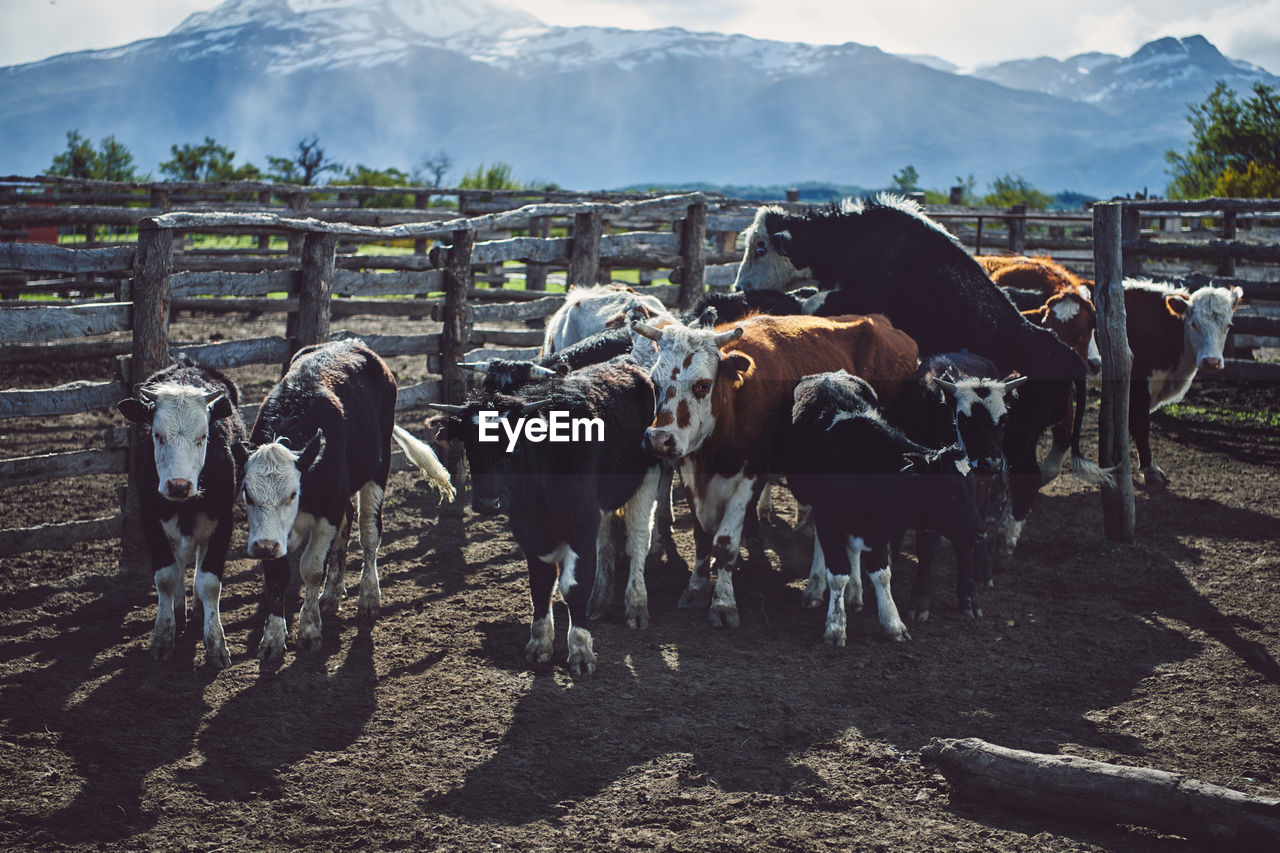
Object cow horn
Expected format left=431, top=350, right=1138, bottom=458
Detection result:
left=457, top=362, right=490, bottom=373
left=631, top=321, right=664, bottom=341
left=521, top=398, right=557, bottom=416
left=1003, top=376, right=1030, bottom=390
left=934, top=377, right=959, bottom=396
left=136, top=385, right=158, bottom=403
left=432, top=403, right=469, bottom=416
left=203, top=389, right=224, bottom=405
left=714, top=327, right=744, bottom=347
left=529, top=364, right=558, bottom=378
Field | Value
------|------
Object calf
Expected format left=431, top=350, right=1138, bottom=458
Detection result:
left=235, top=340, right=453, bottom=663
left=116, top=360, right=247, bottom=668
left=633, top=312, right=918, bottom=628
left=786, top=371, right=984, bottom=645
left=1124, top=280, right=1243, bottom=486
left=429, top=358, right=661, bottom=676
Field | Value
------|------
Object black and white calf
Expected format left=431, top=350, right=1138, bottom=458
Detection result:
left=116, top=360, right=247, bottom=668
left=235, top=340, right=453, bottom=662
left=785, top=371, right=984, bottom=646
left=430, top=358, right=661, bottom=676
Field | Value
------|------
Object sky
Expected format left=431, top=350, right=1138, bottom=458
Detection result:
left=2, top=0, right=1278, bottom=73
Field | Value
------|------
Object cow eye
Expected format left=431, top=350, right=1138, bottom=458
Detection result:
left=196, top=434, right=207, bottom=446
left=754, top=241, right=767, bottom=258
left=288, top=492, right=297, bottom=502
left=153, top=432, right=165, bottom=445
left=244, top=493, right=256, bottom=507
left=692, top=379, right=713, bottom=397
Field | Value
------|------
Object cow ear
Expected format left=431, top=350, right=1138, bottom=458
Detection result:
left=231, top=440, right=251, bottom=470
left=770, top=229, right=792, bottom=257
left=693, top=306, right=718, bottom=329
left=116, top=398, right=153, bottom=424
left=427, top=415, right=455, bottom=445
left=1165, top=293, right=1190, bottom=318
left=552, top=362, right=570, bottom=377
left=1230, top=286, right=1244, bottom=309
left=207, top=394, right=233, bottom=422
left=900, top=451, right=928, bottom=473
left=296, top=429, right=325, bottom=472
left=718, top=352, right=753, bottom=383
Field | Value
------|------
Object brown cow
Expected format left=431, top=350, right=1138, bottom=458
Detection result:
left=633, top=313, right=918, bottom=631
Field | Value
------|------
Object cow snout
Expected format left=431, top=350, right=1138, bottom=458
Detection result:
left=1087, top=356, right=1102, bottom=375
left=473, top=495, right=503, bottom=515
left=644, top=427, right=679, bottom=458
left=1198, top=356, right=1224, bottom=372
left=250, top=539, right=282, bottom=559
left=164, top=479, right=194, bottom=500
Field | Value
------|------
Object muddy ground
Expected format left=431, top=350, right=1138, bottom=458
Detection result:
left=1, top=313, right=1278, bottom=851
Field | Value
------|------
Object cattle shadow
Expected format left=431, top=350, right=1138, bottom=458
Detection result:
left=419, top=480, right=1272, bottom=833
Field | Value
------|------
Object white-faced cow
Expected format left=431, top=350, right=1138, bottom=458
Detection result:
left=1123, top=279, right=1244, bottom=487
left=633, top=312, right=918, bottom=629
left=116, top=360, right=247, bottom=668
left=542, top=284, right=675, bottom=356
left=786, top=371, right=984, bottom=646
left=235, top=340, right=453, bottom=663
left=429, top=358, right=661, bottom=677
left=734, top=195, right=1108, bottom=550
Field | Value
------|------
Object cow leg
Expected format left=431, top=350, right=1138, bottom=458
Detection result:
left=844, top=535, right=865, bottom=613
left=802, top=525, right=827, bottom=608
left=1131, top=382, right=1166, bottom=487
left=678, top=482, right=713, bottom=611
left=322, top=499, right=354, bottom=616
left=297, top=519, right=339, bottom=652
left=151, top=561, right=184, bottom=661
left=1040, top=400, right=1075, bottom=484
left=194, top=518, right=233, bottom=669
left=910, top=529, right=940, bottom=623
left=756, top=478, right=775, bottom=524
left=621, top=466, right=660, bottom=629
left=952, top=537, right=982, bottom=620
left=589, top=511, right=619, bottom=621
left=648, top=463, right=676, bottom=560
left=258, top=556, right=291, bottom=663
left=814, top=519, right=857, bottom=646
left=867, top=542, right=910, bottom=641
left=561, top=538, right=598, bottom=677
left=526, top=554, right=558, bottom=667
left=356, top=483, right=385, bottom=619
left=708, top=475, right=756, bottom=629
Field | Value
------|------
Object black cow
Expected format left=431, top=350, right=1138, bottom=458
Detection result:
left=682, top=288, right=805, bottom=326
left=234, top=339, right=453, bottom=663
left=893, top=352, right=1024, bottom=621
left=786, top=371, right=984, bottom=646
left=430, top=358, right=661, bottom=676
left=461, top=327, right=633, bottom=395
left=736, top=194, right=1107, bottom=548
left=116, top=359, right=247, bottom=668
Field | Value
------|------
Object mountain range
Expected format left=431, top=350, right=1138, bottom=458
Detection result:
left=2, top=0, right=1276, bottom=196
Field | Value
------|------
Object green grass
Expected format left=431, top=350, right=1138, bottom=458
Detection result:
left=1163, top=403, right=1280, bottom=430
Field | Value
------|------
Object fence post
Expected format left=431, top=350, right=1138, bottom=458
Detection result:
left=294, top=231, right=337, bottom=355
left=1092, top=202, right=1135, bottom=542
left=678, top=201, right=707, bottom=310
left=1007, top=204, right=1026, bottom=254
left=414, top=192, right=431, bottom=257
left=121, top=222, right=173, bottom=571
left=257, top=190, right=272, bottom=250
left=1218, top=210, right=1237, bottom=277
left=439, top=228, right=474, bottom=505
left=283, top=191, right=309, bottom=354
left=569, top=210, right=602, bottom=287
left=1121, top=206, right=1143, bottom=277
left=525, top=216, right=548, bottom=291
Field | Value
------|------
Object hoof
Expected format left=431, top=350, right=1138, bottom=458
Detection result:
left=150, top=642, right=174, bottom=662
left=959, top=598, right=983, bottom=620
left=568, top=653, right=597, bottom=677
left=678, top=586, right=711, bottom=611
left=624, top=603, right=649, bottom=629
left=823, top=627, right=847, bottom=647
left=884, top=621, right=912, bottom=642
left=357, top=601, right=379, bottom=620
left=910, top=605, right=930, bottom=623
left=525, top=639, right=553, bottom=666
left=257, top=640, right=285, bottom=664
left=708, top=603, right=740, bottom=629
left=1141, top=466, right=1169, bottom=489
left=298, top=632, right=322, bottom=653
left=801, top=587, right=826, bottom=609
left=319, top=595, right=342, bottom=616
left=204, top=639, right=231, bottom=670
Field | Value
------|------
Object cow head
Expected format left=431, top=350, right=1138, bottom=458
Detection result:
left=634, top=320, right=748, bottom=459
left=117, top=382, right=231, bottom=501
left=901, top=443, right=985, bottom=548
left=732, top=205, right=815, bottom=292
left=427, top=398, right=554, bottom=515
left=1166, top=285, right=1244, bottom=372
left=236, top=431, right=325, bottom=559
left=459, top=358, right=560, bottom=395
left=1035, top=288, right=1101, bottom=375
left=932, top=374, right=1027, bottom=474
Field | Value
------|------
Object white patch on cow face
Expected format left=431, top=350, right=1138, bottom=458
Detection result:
left=951, top=380, right=1011, bottom=421
left=646, top=326, right=731, bottom=459
left=243, top=442, right=304, bottom=557
left=732, top=205, right=814, bottom=292
left=1050, top=298, right=1080, bottom=322
left=1087, top=331, right=1102, bottom=374
left=1183, top=286, right=1241, bottom=371
left=149, top=383, right=216, bottom=499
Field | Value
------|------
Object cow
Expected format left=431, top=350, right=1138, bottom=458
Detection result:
left=785, top=371, right=984, bottom=645
left=633, top=312, right=918, bottom=629
left=542, top=283, right=675, bottom=355
left=429, top=357, right=661, bottom=676
left=892, top=352, right=1025, bottom=620
left=1123, top=279, right=1244, bottom=487
left=733, top=194, right=1108, bottom=549
left=683, top=288, right=805, bottom=326
left=461, top=327, right=634, bottom=395
left=234, top=339, right=454, bottom=663
left=116, top=359, right=247, bottom=668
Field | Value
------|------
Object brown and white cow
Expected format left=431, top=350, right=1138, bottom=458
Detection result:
left=1123, top=279, right=1244, bottom=486
left=633, top=313, right=918, bottom=629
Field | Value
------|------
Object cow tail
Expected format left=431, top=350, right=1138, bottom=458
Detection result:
left=392, top=424, right=456, bottom=500
left=1067, top=377, right=1117, bottom=488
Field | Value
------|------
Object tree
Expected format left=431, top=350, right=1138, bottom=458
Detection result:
left=415, top=149, right=453, bottom=187
left=458, top=161, right=523, bottom=190
left=336, top=164, right=412, bottom=207
left=47, top=131, right=142, bottom=181
left=1165, top=81, right=1280, bottom=198
left=267, top=135, right=342, bottom=185
left=890, top=165, right=920, bottom=193
left=160, top=137, right=260, bottom=182
left=982, top=174, right=1053, bottom=209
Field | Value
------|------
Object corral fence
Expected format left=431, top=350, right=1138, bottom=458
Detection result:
left=1, top=178, right=1277, bottom=558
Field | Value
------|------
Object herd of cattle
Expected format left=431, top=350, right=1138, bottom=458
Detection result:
left=114, top=194, right=1244, bottom=674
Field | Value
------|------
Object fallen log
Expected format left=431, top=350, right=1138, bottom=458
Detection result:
left=921, top=737, right=1280, bottom=850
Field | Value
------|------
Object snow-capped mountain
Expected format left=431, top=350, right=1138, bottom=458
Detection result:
left=2, top=0, right=1276, bottom=195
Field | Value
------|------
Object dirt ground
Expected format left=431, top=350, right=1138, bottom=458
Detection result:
left=2, top=315, right=1279, bottom=851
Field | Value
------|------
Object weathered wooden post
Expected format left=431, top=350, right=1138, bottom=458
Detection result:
left=1007, top=204, right=1027, bottom=255
left=1219, top=209, right=1237, bottom=277
left=569, top=210, right=602, bottom=287
left=678, top=201, right=707, bottom=310
left=1121, top=206, right=1144, bottom=277
left=439, top=227, right=474, bottom=505
left=525, top=216, right=549, bottom=291
left=413, top=192, right=431, bottom=257
left=121, top=222, right=174, bottom=570
left=257, top=189, right=272, bottom=250
left=293, top=230, right=337, bottom=355
left=1092, top=202, right=1135, bottom=542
